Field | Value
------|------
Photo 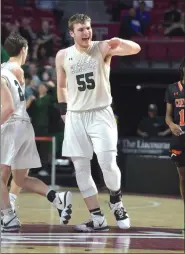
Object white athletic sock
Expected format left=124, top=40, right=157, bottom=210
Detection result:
left=9, top=193, right=17, bottom=203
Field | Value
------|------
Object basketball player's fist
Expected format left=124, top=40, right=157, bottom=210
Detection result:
left=108, top=38, right=121, bottom=49
left=169, top=123, right=183, bottom=136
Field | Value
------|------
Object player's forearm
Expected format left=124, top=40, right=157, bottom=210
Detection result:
left=165, top=115, right=174, bottom=127
left=118, top=38, right=141, bottom=55
left=57, top=87, right=67, bottom=103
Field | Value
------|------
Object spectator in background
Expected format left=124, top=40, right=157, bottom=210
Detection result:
left=36, top=20, right=54, bottom=58
left=133, top=0, right=153, bottom=10
left=37, top=46, right=48, bottom=66
left=137, top=104, right=171, bottom=138
left=163, top=1, right=185, bottom=36
left=163, top=0, right=181, bottom=28
left=35, top=0, right=56, bottom=9
left=18, top=18, right=36, bottom=57
left=2, top=22, right=17, bottom=44
left=27, top=83, right=54, bottom=173
left=157, top=0, right=184, bottom=36
left=27, top=62, right=41, bottom=87
left=120, top=8, right=143, bottom=39
left=27, top=83, right=53, bottom=136
left=1, top=45, right=9, bottom=63
left=45, top=56, right=56, bottom=82
left=135, top=0, right=151, bottom=35
left=25, top=73, right=37, bottom=100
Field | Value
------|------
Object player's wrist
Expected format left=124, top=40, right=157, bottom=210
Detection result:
left=58, top=102, right=67, bottom=115
left=168, top=122, right=175, bottom=128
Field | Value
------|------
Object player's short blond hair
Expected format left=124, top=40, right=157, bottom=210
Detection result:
left=68, top=13, right=91, bottom=31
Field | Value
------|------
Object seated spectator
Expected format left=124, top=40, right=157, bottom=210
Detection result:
left=40, top=70, right=54, bottom=84
left=164, top=10, right=185, bottom=36
left=35, top=0, right=56, bottom=9
left=137, top=104, right=171, bottom=138
left=164, top=20, right=185, bottom=36
left=120, top=8, right=143, bottom=39
left=163, top=1, right=181, bottom=28
left=36, top=46, right=48, bottom=66
left=157, top=0, right=184, bottom=36
left=27, top=62, right=41, bottom=87
left=133, top=0, right=153, bottom=11
left=45, top=57, right=56, bottom=81
left=135, top=0, right=151, bottom=35
left=25, top=73, right=37, bottom=100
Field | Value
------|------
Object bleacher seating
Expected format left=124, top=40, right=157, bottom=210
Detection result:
left=132, top=36, right=185, bottom=63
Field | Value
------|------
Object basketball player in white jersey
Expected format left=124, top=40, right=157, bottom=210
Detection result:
left=0, top=33, right=72, bottom=232
left=56, top=14, right=141, bottom=232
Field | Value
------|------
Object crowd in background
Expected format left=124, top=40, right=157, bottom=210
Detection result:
left=105, top=0, right=185, bottom=38
left=1, top=0, right=181, bottom=173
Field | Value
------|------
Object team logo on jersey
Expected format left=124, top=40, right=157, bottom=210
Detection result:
left=175, top=98, right=185, bottom=107
left=70, top=59, right=97, bottom=74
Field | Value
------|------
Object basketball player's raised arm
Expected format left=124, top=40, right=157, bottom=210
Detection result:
left=56, top=50, right=67, bottom=119
left=0, top=77, right=15, bottom=125
left=99, top=37, right=141, bottom=57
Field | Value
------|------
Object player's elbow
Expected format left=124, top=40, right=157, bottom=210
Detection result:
left=131, top=43, right=141, bottom=55
left=7, top=105, right=15, bottom=116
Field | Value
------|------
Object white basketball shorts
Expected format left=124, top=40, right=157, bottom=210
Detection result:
left=1, top=120, right=41, bottom=169
left=62, top=106, right=118, bottom=159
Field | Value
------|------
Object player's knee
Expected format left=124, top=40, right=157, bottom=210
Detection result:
left=1, top=167, right=11, bottom=184
left=97, top=151, right=119, bottom=173
left=72, top=157, right=98, bottom=198
left=171, top=150, right=185, bottom=168
left=97, top=151, right=121, bottom=191
left=13, top=178, right=23, bottom=188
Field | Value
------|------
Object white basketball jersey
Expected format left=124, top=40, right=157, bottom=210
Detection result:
left=1, top=67, right=29, bottom=122
left=63, top=41, right=112, bottom=111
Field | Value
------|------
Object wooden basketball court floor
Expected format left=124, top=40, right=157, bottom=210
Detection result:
left=1, top=188, right=184, bottom=253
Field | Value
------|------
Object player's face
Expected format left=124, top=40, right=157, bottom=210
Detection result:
left=70, top=22, right=92, bottom=48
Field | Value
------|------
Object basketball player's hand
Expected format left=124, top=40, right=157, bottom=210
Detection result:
left=61, top=115, right=66, bottom=122
left=108, top=38, right=121, bottom=49
left=169, top=123, right=183, bottom=136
